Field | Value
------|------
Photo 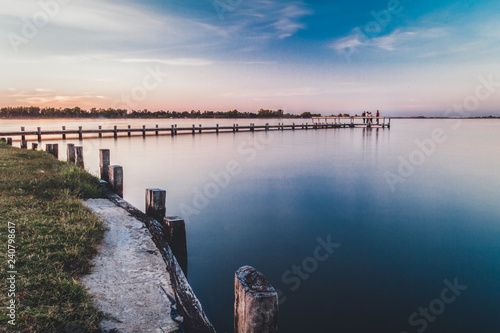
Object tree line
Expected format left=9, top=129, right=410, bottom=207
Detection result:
left=0, top=106, right=322, bottom=119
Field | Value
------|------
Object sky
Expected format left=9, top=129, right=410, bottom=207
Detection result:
left=1, top=0, right=499, bottom=116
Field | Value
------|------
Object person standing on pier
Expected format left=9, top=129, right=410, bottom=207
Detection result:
left=362, top=111, right=366, bottom=124
left=376, top=110, right=380, bottom=124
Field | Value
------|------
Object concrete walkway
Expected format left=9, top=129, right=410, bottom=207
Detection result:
left=81, top=199, right=179, bottom=333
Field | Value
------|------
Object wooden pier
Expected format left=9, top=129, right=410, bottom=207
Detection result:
left=0, top=117, right=390, bottom=142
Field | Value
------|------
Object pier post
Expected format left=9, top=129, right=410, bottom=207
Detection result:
left=251, top=123, right=254, bottom=132
left=52, top=144, right=59, bottom=159
left=62, top=126, right=66, bottom=140
left=78, top=126, right=83, bottom=141
left=155, top=124, right=159, bottom=136
left=108, top=165, right=123, bottom=197
left=233, top=124, right=236, bottom=133
left=265, top=123, right=269, bottom=131
left=99, top=125, right=102, bottom=138
left=114, top=126, right=118, bottom=139
left=216, top=124, right=219, bottom=134
left=67, top=143, right=75, bottom=163
left=128, top=125, right=131, bottom=137
left=175, top=124, right=178, bottom=135
left=146, top=188, right=166, bottom=222
left=99, top=149, right=110, bottom=182
left=234, top=266, right=278, bottom=333
left=142, top=125, right=146, bottom=138
left=192, top=124, right=196, bottom=135
left=171, top=125, right=175, bottom=136
left=199, top=124, right=202, bottom=134
left=21, top=127, right=25, bottom=141
left=163, top=216, right=188, bottom=277
left=236, top=124, right=239, bottom=132
left=388, top=118, right=391, bottom=129
left=32, top=143, right=38, bottom=150
left=292, top=123, right=295, bottom=131
left=75, top=146, right=84, bottom=168
left=37, top=127, right=42, bottom=142
left=7, top=138, right=12, bottom=146
left=21, top=140, right=27, bottom=149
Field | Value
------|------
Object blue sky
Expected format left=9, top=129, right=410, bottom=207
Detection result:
left=1, top=0, right=499, bottom=115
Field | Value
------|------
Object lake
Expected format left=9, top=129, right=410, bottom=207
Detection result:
left=2, top=118, right=500, bottom=333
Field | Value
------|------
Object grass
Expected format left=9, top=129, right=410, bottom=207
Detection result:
left=0, top=142, right=105, bottom=332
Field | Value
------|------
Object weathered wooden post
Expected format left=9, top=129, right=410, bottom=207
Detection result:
left=99, top=149, right=110, bottom=182
left=292, top=123, right=295, bottom=131
left=233, top=124, right=236, bottom=133
left=146, top=188, right=166, bottom=221
left=7, top=138, right=12, bottom=146
left=67, top=143, right=75, bottom=163
left=171, top=125, right=175, bottom=136
left=155, top=124, right=159, bottom=136
left=21, top=140, right=27, bottom=149
left=265, top=123, right=269, bottom=131
left=163, top=216, right=187, bottom=277
left=62, top=126, right=66, bottom=140
left=142, top=125, right=146, bottom=138
left=32, top=143, right=38, bottom=150
left=199, top=124, right=202, bottom=134
left=250, top=123, right=255, bottom=132
left=236, top=124, right=239, bottom=132
left=192, top=124, right=196, bottom=135
left=75, top=146, right=84, bottom=168
left=234, top=266, right=278, bottom=333
left=174, top=124, right=178, bottom=135
left=114, top=126, right=118, bottom=139
left=108, top=165, right=123, bottom=197
left=216, top=124, right=219, bottom=134
left=52, top=144, right=59, bottom=159
left=37, top=127, right=42, bottom=142
left=99, top=125, right=103, bottom=138
left=78, top=126, right=83, bottom=140
left=20, top=127, right=25, bottom=141
left=388, top=117, right=391, bottom=129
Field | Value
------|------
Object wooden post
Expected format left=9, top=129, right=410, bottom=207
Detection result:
left=32, top=143, right=38, bottom=150
left=175, top=124, right=178, bottom=135
left=162, top=216, right=187, bottom=277
left=192, top=124, right=195, bottom=135
left=155, top=124, right=159, bottom=136
left=142, top=125, right=146, bottom=138
left=7, top=138, right=12, bottom=146
left=62, top=126, right=66, bottom=140
left=108, top=165, right=123, bottom=197
left=265, top=123, right=269, bottom=131
left=236, top=124, right=239, bottom=132
left=75, top=146, right=84, bottom=168
left=114, top=125, right=118, bottom=139
left=216, top=124, right=219, bottom=134
left=37, top=127, right=42, bottom=142
left=99, top=125, right=102, bottom=138
left=388, top=118, right=391, bottom=129
left=128, top=125, right=131, bottom=137
left=78, top=126, right=83, bottom=140
left=292, top=123, right=295, bottom=131
left=21, top=127, right=25, bottom=141
left=234, top=266, right=278, bottom=333
left=99, top=149, right=110, bottom=182
left=250, top=123, right=254, bottom=132
left=171, top=125, right=175, bottom=136
left=145, top=188, right=166, bottom=222
left=67, top=143, right=75, bottom=163
left=21, top=140, right=27, bottom=149
left=233, top=124, right=236, bottom=133
left=199, top=124, right=202, bottom=134
left=52, top=144, right=59, bottom=159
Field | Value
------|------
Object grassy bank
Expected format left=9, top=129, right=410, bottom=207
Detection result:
left=0, top=143, right=104, bottom=332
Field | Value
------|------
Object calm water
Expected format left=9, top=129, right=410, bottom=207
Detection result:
left=2, top=118, right=500, bottom=332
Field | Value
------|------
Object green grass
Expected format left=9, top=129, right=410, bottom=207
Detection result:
left=0, top=143, right=105, bottom=332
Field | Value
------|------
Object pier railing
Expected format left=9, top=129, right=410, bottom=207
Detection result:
left=0, top=118, right=390, bottom=142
